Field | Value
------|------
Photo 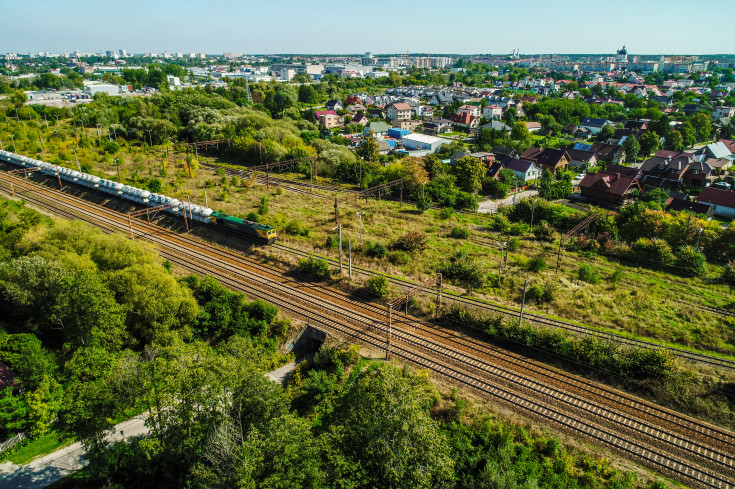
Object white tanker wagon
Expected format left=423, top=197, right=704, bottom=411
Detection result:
left=0, top=149, right=214, bottom=223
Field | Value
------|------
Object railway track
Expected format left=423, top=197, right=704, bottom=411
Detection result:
left=2, top=173, right=735, bottom=488
left=267, top=241, right=735, bottom=370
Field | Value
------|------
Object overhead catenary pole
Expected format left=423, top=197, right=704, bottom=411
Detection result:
left=519, top=278, right=531, bottom=325
left=348, top=239, right=352, bottom=279
left=114, top=158, right=121, bottom=182
left=73, top=148, right=81, bottom=172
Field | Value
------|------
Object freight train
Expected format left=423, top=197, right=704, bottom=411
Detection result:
left=0, top=150, right=277, bottom=244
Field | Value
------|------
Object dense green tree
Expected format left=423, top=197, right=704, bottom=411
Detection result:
left=689, top=113, right=713, bottom=142
left=638, top=131, right=660, bottom=158
left=664, top=130, right=684, bottom=151
left=622, top=135, right=640, bottom=162
left=452, top=156, right=486, bottom=194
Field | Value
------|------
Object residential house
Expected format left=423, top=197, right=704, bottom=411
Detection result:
left=486, top=162, right=505, bottom=180
left=392, top=119, right=421, bottom=131
left=566, top=148, right=599, bottom=169
left=579, top=117, right=611, bottom=135
left=536, top=149, right=570, bottom=173
left=579, top=171, right=641, bottom=205
left=698, top=142, right=735, bottom=161
left=481, top=120, right=511, bottom=132
left=449, top=112, right=479, bottom=130
left=363, top=121, right=392, bottom=139
left=386, top=102, right=412, bottom=122
left=469, top=152, right=494, bottom=165
left=319, top=113, right=344, bottom=130
left=666, top=197, right=714, bottom=217
left=501, top=157, right=542, bottom=182
left=368, top=108, right=385, bottom=119
left=682, top=161, right=715, bottom=187
left=682, top=103, right=699, bottom=115
left=491, top=147, right=517, bottom=160
left=376, top=140, right=394, bottom=155
left=520, top=147, right=543, bottom=163
left=413, top=105, right=434, bottom=118
left=314, top=109, right=338, bottom=122
left=349, top=114, right=369, bottom=127
left=325, top=99, right=344, bottom=111
left=525, top=121, right=542, bottom=133
left=640, top=154, right=693, bottom=182
left=589, top=142, right=624, bottom=163
left=422, top=118, right=453, bottom=135
left=344, top=95, right=363, bottom=106
left=697, top=187, right=735, bottom=219
left=704, top=157, right=732, bottom=173
left=719, top=139, right=735, bottom=153
left=482, top=105, right=502, bottom=119
left=712, top=106, right=735, bottom=119
left=347, top=104, right=367, bottom=115
left=562, top=123, right=578, bottom=135
left=457, top=105, right=481, bottom=118
left=429, top=93, right=454, bottom=105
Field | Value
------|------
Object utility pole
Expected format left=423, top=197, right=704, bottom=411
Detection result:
left=187, top=195, right=193, bottom=222
left=334, top=197, right=339, bottom=225
left=73, top=148, right=81, bottom=172
left=114, top=158, right=121, bottom=182
left=38, top=134, right=44, bottom=156
left=204, top=188, right=208, bottom=207
left=496, top=241, right=507, bottom=286
left=348, top=239, right=352, bottom=279
left=356, top=211, right=365, bottom=244
left=519, top=278, right=531, bottom=325
left=333, top=224, right=343, bottom=273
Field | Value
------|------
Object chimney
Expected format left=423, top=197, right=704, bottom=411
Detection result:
left=615, top=172, right=620, bottom=180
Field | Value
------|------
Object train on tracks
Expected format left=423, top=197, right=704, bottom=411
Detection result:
left=0, top=150, right=277, bottom=244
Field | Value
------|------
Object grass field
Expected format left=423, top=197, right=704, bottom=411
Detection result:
left=0, top=432, right=74, bottom=465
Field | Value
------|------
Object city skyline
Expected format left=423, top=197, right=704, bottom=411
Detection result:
left=2, top=0, right=734, bottom=56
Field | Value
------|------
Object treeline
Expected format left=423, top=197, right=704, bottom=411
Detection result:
left=0, top=199, right=290, bottom=444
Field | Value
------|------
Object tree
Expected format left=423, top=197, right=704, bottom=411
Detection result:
left=664, top=130, right=684, bottom=151
left=680, top=122, right=696, bottom=148
left=298, top=84, right=318, bottom=104
left=356, top=132, right=380, bottom=162
left=400, top=156, right=429, bottom=197
left=689, top=113, right=713, bottom=142
left=502, top=107, right=517, bottom=126
left=510, top=121, right=531, bottom=146
left=622, top=135, right=640, bottom=163
left=326, top=366, right=454, bottom=488
left=452, top=156, right=485, bottom=194
left=638, top=131, right=660, bottom=158
left=596, top=123, right=616, bottom=142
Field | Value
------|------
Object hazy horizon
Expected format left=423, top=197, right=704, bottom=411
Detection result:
left=2, top=0, right=733, bottom=56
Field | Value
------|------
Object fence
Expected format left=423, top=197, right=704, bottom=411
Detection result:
left=0, top=432, right=25, bottom=453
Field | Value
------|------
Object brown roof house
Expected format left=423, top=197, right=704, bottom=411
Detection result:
left=536, top=149, right=570, bottom=173
left=696, top=187, right=735, bottom=219
left=580, top=171, right=641, bottom=205
left=666, top=197, right=714, bottom=217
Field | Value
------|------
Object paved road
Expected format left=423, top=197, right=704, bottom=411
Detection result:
left=0, top=361, right=303, bottom=489
left=0, top=414, right=149, bottom=489
left=478, top=189, right=538, bottom=214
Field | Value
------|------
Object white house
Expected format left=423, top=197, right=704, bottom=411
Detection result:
left=579, top=117, right=611, bottom=135
left=503, top=158, right=542, bottom=182
left=457, top=104, right=481, bottom=118
left=482, top=104, right=502, bottom=119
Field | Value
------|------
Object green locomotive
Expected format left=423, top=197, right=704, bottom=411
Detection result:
left=209, top=211, right=277, bottom=243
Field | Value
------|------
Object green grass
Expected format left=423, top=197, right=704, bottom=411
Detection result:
left=0, top=432, right=74, bottom=465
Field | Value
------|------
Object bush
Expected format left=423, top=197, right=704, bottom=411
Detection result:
left=450, top=226, right=471, bottom=239
left=526, top=282, right=555, bottom=303
left=632, top=238, right=675, bottom=266
left=533, top=222, right=556, bottom=242
left=297, top=256, right=331, bottom=279
left=509, top=223, right=528, bottom=235
left=146, top=178, right=162, bottom=193
left=675, top=245, right=706, bottom=276
left=325, top=235, right=339, bottom=248
left=284, top=220, right=310, bottom=237
left=723, top=260, right=735, bottom=284
left=455, top=191, right=478, bottom=211
left=528, top=255, right=548, bottom=272
left=258, top=196, right=269, bottom=216
left=245, top=211, right=260, bottom=222
left=275, top=186, right=285, bottom=196
left=388, top=251, right=410, bottom=265
left=487, top=213, right=511, bottom=232
left=415, top=194, right=433, bottom=213
left=439, top=207, right=454, bottom=220
left=578, top=264, right=600, bottom=284
left=367, top=275, right=390, bottom=297
left=610, top=268, right=625, bottom=283
left=363, top=241, right=387, bottom=258
left=508, top=238, right=520, bottom=252
left=392, top=231, right=428, bottom=253
left=440, top=251, right=486, bottom=287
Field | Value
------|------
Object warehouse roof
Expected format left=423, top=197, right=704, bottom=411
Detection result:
left=402, top=133, right=444, bottom=145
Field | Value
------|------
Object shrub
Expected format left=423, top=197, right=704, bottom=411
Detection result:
left=367, top=275, right=390, bottom=298
left=509, top=223, right=528, bottom=235
left=439, top=207, right=454, bottom=220
left=723, top=260, right=735, bottom=284
left=325, top=235, right=339, bottom=248
left=392, top=231, right=428, bottom=253
left=578, top=264, right=600, bottom=284
left=285, top=220, right=310, bottom=237
left=415, top=194, right=433, bottom=213
left=450, top=226, right=471, bottom=239
left=508, top=237, right=520, bottom=252
left=275, top=186, right=285, bottom=196
left=146, top=178, right=162, bottom=193
left=632, top=238, right=675, bottom=266
left=440, top=251, right=486, bottom=287
left=533, top=222, right=556, bottom=242
left=364, top=241, right=387, bottom=258
left=218, top=190, right=229, bottom=201
left=675, top=245, right=706, bottom=276
left=455, top=191, right=478, bottom=211
left=258, top=196, right=269, bottom=215
left=230, top=176, right=240, bottom=187
left=388, top=251, right=410, bottom=265
left=610, top=268, right=625, bottom=283
left=528, top=255, right=548, bottom=272
left=487, top=213, right=511, bottom=232
left=297, top=256, right=331, bottom=279
left=526, top=283, right=555, bottom=303
left=245, top=211, right=260, bottom=222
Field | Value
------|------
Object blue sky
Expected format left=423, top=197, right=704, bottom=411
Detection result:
left=2, top=0, right=733, bottom=55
